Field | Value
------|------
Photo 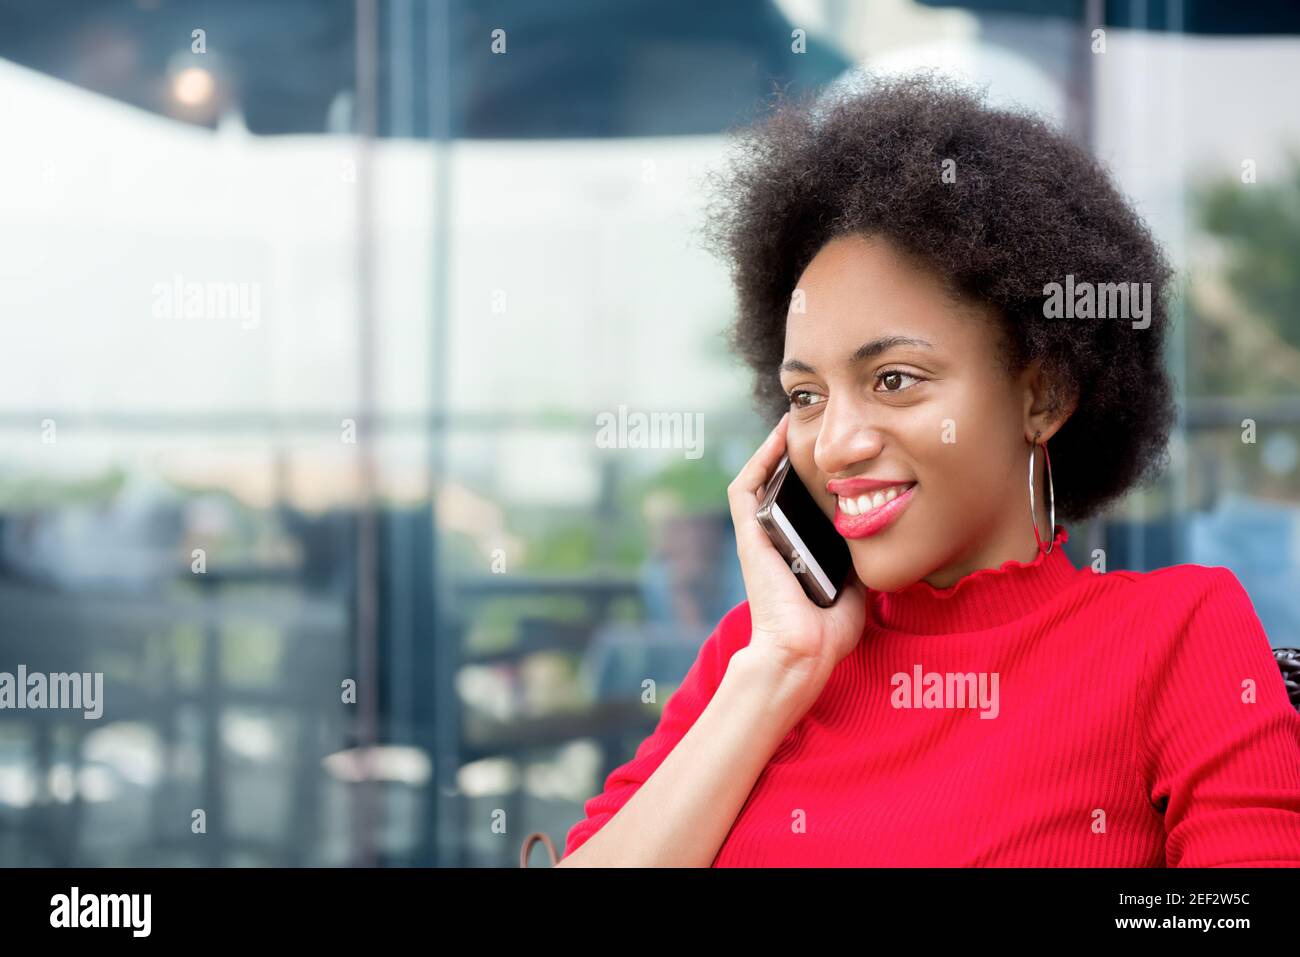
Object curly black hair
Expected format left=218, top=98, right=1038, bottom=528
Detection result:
left=699, top=70, right=1177, bottom=523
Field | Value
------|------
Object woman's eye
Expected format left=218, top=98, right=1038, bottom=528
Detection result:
left=788, top=372, right=921, bottom=407
left=787, top=389, right=824, bottom=409
left=875, top=369, right=922, bottom=392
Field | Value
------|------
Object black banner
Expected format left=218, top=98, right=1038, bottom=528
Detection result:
left=0, top=866, right=1295, bottom=943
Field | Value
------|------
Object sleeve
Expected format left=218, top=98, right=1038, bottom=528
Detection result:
left=560, top=600, right=753, bottom=861
left=1136, top=566, right=1300, bottom=867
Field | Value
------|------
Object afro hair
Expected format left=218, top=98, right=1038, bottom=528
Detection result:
left=699, top=70, right=1177, bottom=523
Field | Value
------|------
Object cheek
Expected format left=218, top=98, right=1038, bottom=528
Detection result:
left=915, top=403, right=1009, bottom=504
left=787, top=412, right=822, bottom=450
left=787, top=438, right=821, bottom=489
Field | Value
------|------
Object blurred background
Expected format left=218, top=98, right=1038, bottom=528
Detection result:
left=1, top=0, right=1299, bottom=866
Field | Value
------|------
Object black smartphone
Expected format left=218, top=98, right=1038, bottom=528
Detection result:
left=755, top=453, right=853, bottom=607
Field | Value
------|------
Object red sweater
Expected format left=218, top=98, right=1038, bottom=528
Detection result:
left=562, top=525, right=1300, bottom=866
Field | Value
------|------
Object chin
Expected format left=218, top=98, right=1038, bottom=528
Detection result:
left=848, top=555, right=920, bottom=594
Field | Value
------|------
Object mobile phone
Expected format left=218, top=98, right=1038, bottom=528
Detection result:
left=755, top=453, right=853, bottom=607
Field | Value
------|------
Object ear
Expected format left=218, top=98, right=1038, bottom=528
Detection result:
left=1020, top=358, right=1077, bottom=444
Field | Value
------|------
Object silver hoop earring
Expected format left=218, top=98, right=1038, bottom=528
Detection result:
left=1028, top=432, right=1056, bottom=554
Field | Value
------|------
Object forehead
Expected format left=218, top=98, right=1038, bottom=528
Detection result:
left=785, top=234, right=992, bottom=359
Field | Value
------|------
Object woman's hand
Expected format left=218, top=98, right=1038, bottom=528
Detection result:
left=726, top=412, right=868, bottom=694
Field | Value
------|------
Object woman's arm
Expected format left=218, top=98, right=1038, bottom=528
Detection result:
left=555, top=643, right=818, bottom=867
left=559, top=413, right=865, bottom=866
left=1138, top=567, right=1300, bottom=866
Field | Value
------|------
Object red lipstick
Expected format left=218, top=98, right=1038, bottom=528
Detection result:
left=826, top=476, right=915, bottom=496
left=831, top=483, right=917, bottom=539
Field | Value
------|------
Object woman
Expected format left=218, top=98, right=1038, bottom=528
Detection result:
left=557, top=72, right=1300, bottom=867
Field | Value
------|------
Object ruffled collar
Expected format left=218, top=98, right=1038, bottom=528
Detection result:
left=868, top=525, right=1081, bottom=634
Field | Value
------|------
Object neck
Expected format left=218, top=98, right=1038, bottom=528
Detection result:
left=923, top=476, right=1055, bottom=590
left=870, top=524, right=1080, bottom=634
left=922, top=516, right=1049, bottom=590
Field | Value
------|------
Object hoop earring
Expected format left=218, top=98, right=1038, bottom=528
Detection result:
left=1028, top=431, right=1056, bottom=554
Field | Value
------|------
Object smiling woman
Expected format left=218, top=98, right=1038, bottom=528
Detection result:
left=557, top=70, right=1300, bottom=868
left=703, top=70, right=1175, bottom=536
left=774, top=232, right=1074, bottom=591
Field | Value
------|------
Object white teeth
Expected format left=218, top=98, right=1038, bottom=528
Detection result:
left=838, top=483, right=914, bottom=516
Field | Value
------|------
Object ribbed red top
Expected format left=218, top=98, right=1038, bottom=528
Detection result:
left=562, top=525, right=1300, bottom=866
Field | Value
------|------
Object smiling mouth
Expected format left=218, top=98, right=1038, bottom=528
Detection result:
left=835, top=482, right=916, bottom=517
left=832, top=482, right=917, bottom=539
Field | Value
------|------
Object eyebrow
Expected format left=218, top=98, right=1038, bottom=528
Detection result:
left=779, top=335, right=934, bottom=375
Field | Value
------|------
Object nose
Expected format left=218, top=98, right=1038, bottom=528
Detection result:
left=813, top=393, right=885, bottom=479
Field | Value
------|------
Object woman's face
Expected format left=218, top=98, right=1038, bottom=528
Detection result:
left=778, top=233, right=1067, bottom=592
